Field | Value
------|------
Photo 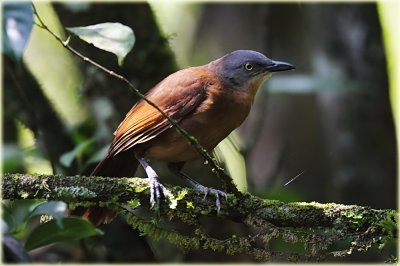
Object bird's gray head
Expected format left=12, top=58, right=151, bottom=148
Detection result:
left=215, top=50, right=294, bottom=89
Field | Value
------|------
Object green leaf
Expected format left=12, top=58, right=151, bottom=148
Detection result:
left=214, top=133, right=247, bottom=192
left=378, top=2, right=400, bottom=163
left=3, top=206, right=13, bottom=233
left=176, top=189, right=188, bottom=201
left=4, top=200, right=44, bottom=238
left=29, top=201, right=67, bottom=227
left=66, top=22, right=135, bottom=65
left=2, top=3, right=34, bottom=61
left=25, top=217, right=103, bottom=251
left=59, top=138, right=94, bottom=168
left=2, top=144, right=24, bottom=172
left=3, top=234, right=31, bottom=262
left=127, top=199, right=140, bottom=209
left=86, top=143, right=109, bottom=165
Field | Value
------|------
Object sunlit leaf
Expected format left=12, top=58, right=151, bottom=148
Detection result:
left=214, top=133, right=247, bottom=192
left=25, top=217, right=103, bottom=251
left=66, top=22, right=135, bottom=65
left=2, top=3, right=34, bottom=61
left=378, top=2, right=400, bottom=182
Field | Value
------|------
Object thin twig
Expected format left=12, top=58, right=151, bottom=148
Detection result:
left=284, top=170, right=305, bottom=186
left=32, top=4, right=238, bottom=193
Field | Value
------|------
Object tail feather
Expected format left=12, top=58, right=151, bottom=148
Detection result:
left=70, top=151, right=139, bottom=225
left=91, top=151, right=139, bottom=178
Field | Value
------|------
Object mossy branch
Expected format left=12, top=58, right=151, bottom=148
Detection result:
left=2, top=173, right=397, bottom=260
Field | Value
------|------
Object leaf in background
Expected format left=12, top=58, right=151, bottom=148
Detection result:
left=3, top=208, right=13, bottom=234
left=61, top=2, right=91, bottom=12
left=3, top=234, right=31, bottom=262
left=86, top=143, right=109, bottom=165
left=2, top=144, right=24, bottom=173
left=378, top=2, right=400, bottom=182
left=29, top=201, right=67, bottom=227
left=2, top=3, right=34, bottom=61
left=25, top=217, right=103, bottom=251
left=264, top=187, right=303, bottom=203
left=66, top=22, right=135, bottom=65
left=214, top=133, right=247, bottom=192
left=3, top=200, right=44, bottom=239
left=59, top=138, right=94, bottom=168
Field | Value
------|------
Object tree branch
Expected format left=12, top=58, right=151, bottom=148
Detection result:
left=2, top=173, right=397, bottom=260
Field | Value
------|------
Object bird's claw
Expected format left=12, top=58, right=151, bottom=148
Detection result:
left=148, top=176, right=165, bottom=209
left=193, top=183, right=227, bottom=213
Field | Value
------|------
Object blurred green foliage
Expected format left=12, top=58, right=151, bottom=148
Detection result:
left=378, top=1, right=400, bottom=180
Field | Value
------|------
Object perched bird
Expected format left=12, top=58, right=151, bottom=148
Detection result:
left=74, top=50, right=294, bottom=225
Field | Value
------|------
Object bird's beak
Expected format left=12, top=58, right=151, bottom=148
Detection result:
left=265, top=60, right=295, bottom=72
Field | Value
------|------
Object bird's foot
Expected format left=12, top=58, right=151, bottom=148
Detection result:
left=136, top=156, right=167, bottom=209
left=169, top=164, right=228, bottom=214
left=189, top=181, right=227, bottom=213
left=147, top=175, right=166, bottom=209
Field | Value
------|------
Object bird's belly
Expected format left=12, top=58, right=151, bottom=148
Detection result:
left=144, top=134, right=199, bottom=162
left=144, top=100, right=250, bottom=162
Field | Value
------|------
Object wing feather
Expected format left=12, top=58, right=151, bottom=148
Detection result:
left=106, top=69, right=209, bottom=158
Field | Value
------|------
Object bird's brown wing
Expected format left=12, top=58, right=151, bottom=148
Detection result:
left=107, top=70, right=209, bottom=157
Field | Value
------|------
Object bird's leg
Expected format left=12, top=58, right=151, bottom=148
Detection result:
left=168, top=163, right=227, bottom=213
left=136, top=156, right=165, bottom=208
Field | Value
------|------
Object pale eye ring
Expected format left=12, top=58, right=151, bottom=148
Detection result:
left=244, top=63, right=253, bottom=71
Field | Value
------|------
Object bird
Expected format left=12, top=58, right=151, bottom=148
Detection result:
left=73, top=50, right=294, bottom=225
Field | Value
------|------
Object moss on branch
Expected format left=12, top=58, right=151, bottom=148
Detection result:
left=2, top=173, right=397, bottom=261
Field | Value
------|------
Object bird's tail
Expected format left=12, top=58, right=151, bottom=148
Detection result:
left=70, top=151, right=139, bottom=225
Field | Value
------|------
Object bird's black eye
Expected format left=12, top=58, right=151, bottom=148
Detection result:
left=244, top=63, right=253, bottom=71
